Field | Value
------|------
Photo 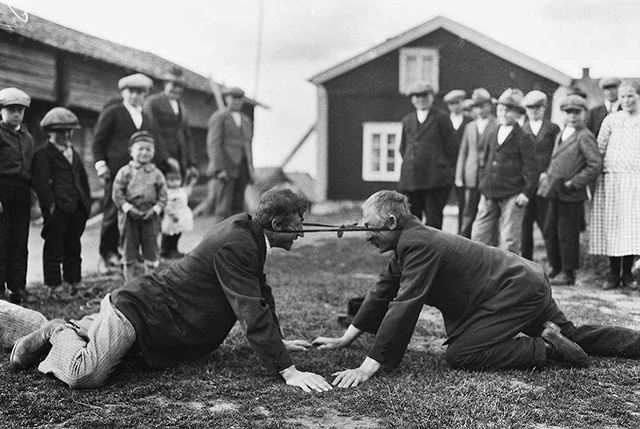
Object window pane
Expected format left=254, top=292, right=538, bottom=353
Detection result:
left=421, top=55, right=433, bottom=82
left=405, top=56, right=417, bottom=84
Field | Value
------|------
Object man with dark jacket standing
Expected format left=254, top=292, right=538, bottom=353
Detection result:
left=10, top=188, right=331, bottom=394
left=520, top=91, right=561, bottom=261
left=398, top=83, right=458, bottom=229
left=585, top=77, right=621, bottom=138
left=472, top=88, right=537, bottom=254
left=92, top=73, right=152, bottom=273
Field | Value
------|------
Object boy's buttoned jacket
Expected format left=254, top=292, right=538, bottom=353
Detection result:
left=538, top=127, right=603, bottom=202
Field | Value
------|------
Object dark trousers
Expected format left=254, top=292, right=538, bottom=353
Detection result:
left=99, top=178, right=120, bottom=259
left=543, top=200, right=584, bottom=272
left=458, top=187, right=481, bottom=238
left=121, top=215, right=161, bottom=264
left=41, top=204, right=89, bottom=286
left=0, top=178, right=31, bottom=296
left=521, top=195, right=549, bottom=260
left=445, top=278, right=640, bottom=369
left=161, top=233, right=181, bottom=254
left=405, top=186, right=452, bottom=229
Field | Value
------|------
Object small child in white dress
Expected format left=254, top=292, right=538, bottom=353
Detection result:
left=160, top=169, right=195, bottom=259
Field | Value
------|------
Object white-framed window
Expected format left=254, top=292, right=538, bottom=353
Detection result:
left=398, top=47, right=439, bottom=94
left=362, top=122, right=403, bottom=182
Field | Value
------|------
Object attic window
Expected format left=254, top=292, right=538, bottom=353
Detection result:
left=398, top=48, right=439, bottom=94
left=362, top=122, right=402, bottom=182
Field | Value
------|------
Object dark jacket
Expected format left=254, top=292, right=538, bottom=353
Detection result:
left=478, top=124, right=537, bottom=199
left=352, top=216, right=547, bottom=368
left=206, top=109, right=254, bottom=179
left=143, top=93, right=196, bottom=174
left=537, top=127, right=603, bottom=202
left=92, top=103, right=149, bottom=175
left=31, top=142, right=91, bottom=217
left=0, top=122, right=34, bottom=181
left=585, top=104, right=621, bottom=139
left=521, top=119, right=561, bottom=180
left=455, top=117, right=499, bottom=188
left=111, top=213, right=292, bottom=373
left=399, top=109, right=459, bottom=191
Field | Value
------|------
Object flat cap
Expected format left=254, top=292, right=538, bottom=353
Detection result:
left=40, top=107, right=80, bottom=131
left=221, top=87, right=245, bottom=97
left=560, top=95, right=588, bottom=111
left=407, top=83, right=435, bottom=97
left=522, top=90, right=548, bottom=108
left=0, top=87, right=31, bottom=107
left=462, top=99, right=475, bottom=111
left=470, top=88, right=493, bottom=106
left=118, top=73, right=153, bottom=90
left=498, top=88, right=525, bottom=113
left=599, top=77, right=622, bottom=89
left=129, top=130, right=155, bottom=147
left=567, top=86, right=588, bottom=99
left=443, top=90, right=467, bottom=104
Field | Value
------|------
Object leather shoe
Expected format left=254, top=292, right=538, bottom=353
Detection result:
left=602, top=275, right=621, bottom=290
left=10, top=319, right=65, bottom=371
left=549, top=271, right=575, bottom=286
left=541, top=321, right=588, bottom=367
left=547, top=268, right=561, bottom=279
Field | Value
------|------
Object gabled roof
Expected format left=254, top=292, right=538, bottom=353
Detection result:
left=0, top=7, right=263, bottom=105
left=310, top=16, right=573, bottom=87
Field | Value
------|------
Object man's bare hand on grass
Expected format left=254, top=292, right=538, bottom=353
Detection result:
left=280, top=365, right=332, bottom=393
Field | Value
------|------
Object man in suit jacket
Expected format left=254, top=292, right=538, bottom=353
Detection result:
left=32, top=108, right=91, bottom=298
left=92, top=73, right=152, bottom=273
left=454, top=88, right=498, bottom=238
left=205, top=86, right=255, bottom=223
left=143, top=67, right=199, bottom=258
left=538, top=95, right=602, bottom=285
left=520, top=91, right=561, bottom=261
left=472, top=89, right=537, bottom=254
left=10, top=188, right=332, bottom=394
left=313, top=191, right=640, bottom=388
left=585, top=77, right=622, bottom=138
left=398, top=83, right=458, bottom=229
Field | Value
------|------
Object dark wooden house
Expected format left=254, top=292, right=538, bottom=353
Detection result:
left=0, top=6, right=258, bottom=198
left=309, top=16, right=573, bottom=201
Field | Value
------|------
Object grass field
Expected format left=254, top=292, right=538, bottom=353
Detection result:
left=2, top=208, right=640, bottom=428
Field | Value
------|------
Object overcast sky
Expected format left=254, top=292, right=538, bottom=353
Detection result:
left=6, top=0, right=640, bottom=175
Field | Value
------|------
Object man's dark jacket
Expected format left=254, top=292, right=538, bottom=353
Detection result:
left=478, top=124, right=537, bottom=200
left=111, top=214, right=293, bottom=373
left=398, top=109, right=459, bottom=191
left=521, top=119, right=561, bottom=181
left=352, top=217, right=547, bottom=367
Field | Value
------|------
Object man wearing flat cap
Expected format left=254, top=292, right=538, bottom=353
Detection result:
left=585, top=77, right=622, bottom=138
left=205, top=86, right=255, bottom=223
left=398, top=83, right=458, bottom=229
left=472, top=88, right=537, bottom=254
left=520, top=90, right=560, bottom=262
left=0, top=87, right=34, bottom=304
left=143, top=67, right=199, bottom=258
left=92, top=73, right=153, bottom=274
left=455, top=88, right=498, bottom=238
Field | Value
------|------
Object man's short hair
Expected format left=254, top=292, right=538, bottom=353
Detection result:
left=254, top=186, right=308, bottom=229
left=363, top=190, right=411, bottom=227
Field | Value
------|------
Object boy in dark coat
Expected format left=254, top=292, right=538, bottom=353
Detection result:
left=0, top=87, right=34, bottom=304
left=538, top=95, right=603, bottom=285
left=32, top=107, right=92, bottom=299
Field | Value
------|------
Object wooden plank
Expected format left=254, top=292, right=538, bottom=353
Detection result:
left=0, top=41, right=56, bottom=100
left=66, top=55, right=123, bottom=112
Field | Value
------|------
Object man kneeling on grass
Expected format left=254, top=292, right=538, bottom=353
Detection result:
left=313, top=190, right=640, bottom=388
left=9, top=187, right=332, bottom=393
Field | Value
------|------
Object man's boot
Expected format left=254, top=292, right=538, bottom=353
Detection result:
left=541, top=321, right=588, bottom=367
left=10, top=319, right=65, bottom=371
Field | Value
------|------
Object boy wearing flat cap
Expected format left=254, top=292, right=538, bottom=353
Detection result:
left=92, top=73, right=153, bottom=274
left=32, top=108, right=91, bottom=300
left=537, top=95, right=602, bottom=285
left=520, top=90, right=560, bottom=262
left=112, top=131, right=168, bottom=282
left=585, top=77, right=622, bottom=138
left=398, top=83, right=458, bottom=229
left=472, top=88, right=537, bottom=254
left=455, top=88, right=499, bottom=238
left=0, top=87, right=34, bottom=304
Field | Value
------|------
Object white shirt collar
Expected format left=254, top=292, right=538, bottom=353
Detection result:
left=416, top=109, right=429, bottom=123
left=169, top=99, right=180, bottom=115
left=264, top=233, right=272, bottom=255
left=561, top=126, right=576, bottom=141
left=123, top=101, right=143, bottom=129
left=231, top=111, right=242, bottom=127
left=497, top=125, right=513, bottom=145
left=450, top=113, right=464, bottom=130
left=529, top=119, right=543, bottom=136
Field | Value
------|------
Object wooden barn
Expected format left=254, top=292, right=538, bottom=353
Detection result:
left=0, top=6, right=258, bottom=198
left=309, top=16, right=573, bottom=201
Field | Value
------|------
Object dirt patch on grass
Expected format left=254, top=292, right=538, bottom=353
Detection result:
left=281, top=407, right=379, bottom=428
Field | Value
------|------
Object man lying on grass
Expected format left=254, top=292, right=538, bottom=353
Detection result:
left=313, top=190, right=640, bottom=388
left=9, top=187, right=332, bottom=393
